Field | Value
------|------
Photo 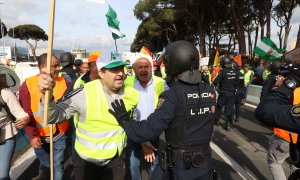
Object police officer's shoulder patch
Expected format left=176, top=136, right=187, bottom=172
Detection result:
left=156, top=98, right=165, bottom=109
left=291, top=105, right=300, bottom=117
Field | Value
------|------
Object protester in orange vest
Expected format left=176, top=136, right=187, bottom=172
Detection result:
left=267, top=78, right=300, bottom=180
left=19, top=53, right=72, bottom=180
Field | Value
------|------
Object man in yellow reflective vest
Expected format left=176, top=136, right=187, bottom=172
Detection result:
left=38, top=51, right=138, bottom=180
left=124, top=57, right=168, bottom=179
left=19, top=53, right=72, bottom=180
left=73, top=51, right=102, bottom=89
left=242, top=64, right=254, bottom=99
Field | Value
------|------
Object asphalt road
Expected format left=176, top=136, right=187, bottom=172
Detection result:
left=17, top=104, right=291, bottom=180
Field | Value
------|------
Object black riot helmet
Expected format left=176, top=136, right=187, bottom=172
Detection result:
left=220, top=56, right=232, bottom=68
left=232, top=61, right=238, bottom=70
left=60, top=52, right=74, bottom=68
left=163, top=40, right=201, bottom=84
left=269, top=60, right=282, bottom=73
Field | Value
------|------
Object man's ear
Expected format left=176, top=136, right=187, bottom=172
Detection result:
left=40, top=64, right=46, bottom=69
left=98, top=69, right=104, bottom=79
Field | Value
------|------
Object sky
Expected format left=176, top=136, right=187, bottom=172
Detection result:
left=1, top=0, right=140, bottom=53
left=1, top=0, right=300, bottom=54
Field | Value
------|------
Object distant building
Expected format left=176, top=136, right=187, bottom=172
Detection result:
left=71, top=47, right=87, bottom=59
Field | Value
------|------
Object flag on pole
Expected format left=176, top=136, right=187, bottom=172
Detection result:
left=140, top=46, right=151, bottom=57
left=233, top=54, right=242, bottom=67
left=106, top=5, right=125, bottom=40
left=86, top=0, right=106, bottom=4
left=253, top=37, right=286, bottom=60
left=213, top=48, right=220, bottom=66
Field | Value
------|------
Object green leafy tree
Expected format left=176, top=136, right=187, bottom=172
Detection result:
left=273, top=0, right=299, bottom=49
left=8, top=24, right=48, bottom=59
left=0, top=20, right=7, bottom=38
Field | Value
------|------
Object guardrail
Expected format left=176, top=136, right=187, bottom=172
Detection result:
left=246, top=84, right=262, bottom=105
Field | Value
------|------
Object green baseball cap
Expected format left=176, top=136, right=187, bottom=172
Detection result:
left=96, top=51, right=126, bottom=69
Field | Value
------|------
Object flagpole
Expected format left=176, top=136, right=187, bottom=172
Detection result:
left=44, top=0, right=56, bottom=180
left=115, top=39, right=118, bottom=52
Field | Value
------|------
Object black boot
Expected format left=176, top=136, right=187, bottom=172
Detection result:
left=235, top=116, right=239, bottom=122
left=224, top=121, right=230, bottom=131
left=214, top=119, right=220, bottom=126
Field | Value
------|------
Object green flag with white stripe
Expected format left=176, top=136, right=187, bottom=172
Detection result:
left=253, top=37, right=286, bottom=60
left=106, top=5, right=125, bottom=40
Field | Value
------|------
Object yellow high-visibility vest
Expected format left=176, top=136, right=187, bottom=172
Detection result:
left=125, top=75, right=165, bottom=107
left=75, top=80, right=138, bottom=161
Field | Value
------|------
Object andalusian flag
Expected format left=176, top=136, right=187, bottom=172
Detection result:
left=213, top=48, right=220, bottom=66
left=106, top=5, right=125, bottom=40
left=254, top=37, right=286, bottom=60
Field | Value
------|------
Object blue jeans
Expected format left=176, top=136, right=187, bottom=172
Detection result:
left=126, top=139, right=158, bottom=180
left=34, top=134, right=67, bottom=180
left=0, top=137, right=16, bottom=180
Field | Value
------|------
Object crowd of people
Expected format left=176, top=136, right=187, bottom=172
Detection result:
left=1, top=39, right=299, bottom=180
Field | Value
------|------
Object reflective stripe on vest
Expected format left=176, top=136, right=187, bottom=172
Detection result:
left=25, top=75, right=69, bottom=137
left=273, top=87, right=300, bottom=143
left=125, top=75, right=165, bottom=107
left=75, top=80, right=138, bottom=161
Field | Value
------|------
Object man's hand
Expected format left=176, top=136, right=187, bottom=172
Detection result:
left=14, top=116, right=30, bottom=129
left=109, top=99, right=131, bottom=127
left=30, top=137, right=42, bottom=149
left=141, top=142, right=157, bottom=163
left=38, top=68, right=55, bottom=95
left=275, top=75, right=285, bottom=87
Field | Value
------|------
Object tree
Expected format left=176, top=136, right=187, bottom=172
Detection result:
left=273, top=0, right=299, bottom=49
left=0, top=20, right=7, bottom=38
left=8, top=24, right=48, bottom=59
left=296, top=25, right=300, bottom=49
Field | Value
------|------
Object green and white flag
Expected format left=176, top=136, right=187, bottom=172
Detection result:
left=253, top=37, right=286, bottom=60
left=106, top=5, right=125, bottom=40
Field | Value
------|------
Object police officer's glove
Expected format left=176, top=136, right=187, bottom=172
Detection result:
left=109, top=99, right=131, bottom=127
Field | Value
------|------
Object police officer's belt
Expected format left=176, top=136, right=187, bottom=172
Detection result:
left=172, top=143, right=211, bottom=158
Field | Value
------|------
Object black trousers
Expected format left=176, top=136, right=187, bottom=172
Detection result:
left=234, top=92, right=244, bottom=117
left=216, top=92, right=235, bottom=122
left=73, top=151, right=126, bottom=180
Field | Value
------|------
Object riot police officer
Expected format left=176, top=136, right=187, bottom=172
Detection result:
left=109, top=40, right=216, bottom=180
left=213, top=57, right=238, bottom=131
left=232, top=62, right=244, bottom=123
left=60, top=52, right=77, bottom=81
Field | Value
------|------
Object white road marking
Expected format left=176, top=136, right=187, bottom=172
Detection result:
left=244, top=103, right=257, bottom=109
left=10, top=147, right=36, bottom=180
left=211, top=142, right=257, bottom=180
